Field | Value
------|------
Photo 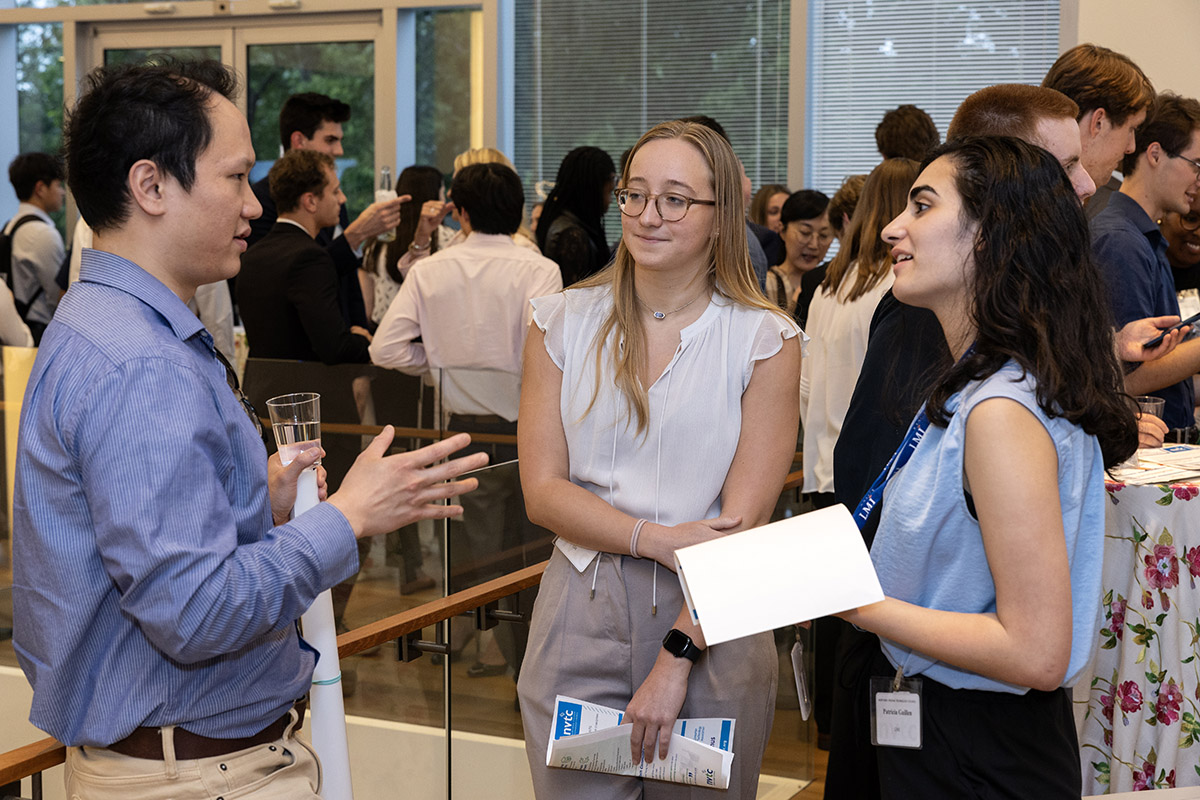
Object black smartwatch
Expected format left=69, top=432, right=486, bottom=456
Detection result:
left=662, top=628, right=701, bottom=663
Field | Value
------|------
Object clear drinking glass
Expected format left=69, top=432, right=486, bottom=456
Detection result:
left=1134, top=395, right=1166, bottom=421
left=266, top=392, right=322, bottom=466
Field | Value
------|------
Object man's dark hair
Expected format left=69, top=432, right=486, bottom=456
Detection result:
left=1042, top=43, right=1154, bottom=126
left=9, top=153, right=64, bottom=202
left=278, top=93, right=351, bottom=153
left=1123, top=93, right=1200, bottom=177
left=269, top=149, right=335, bottom=214
left=678, top=115, right=730, bottom=144
left=451, top=163, right=524, bottom=236
left=64, top=58, right=236, bottom=232
left=875, top=104, right=940, bottom=161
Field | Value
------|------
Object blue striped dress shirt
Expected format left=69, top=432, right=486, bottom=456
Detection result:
left=12, top=249, right=358, bottom=746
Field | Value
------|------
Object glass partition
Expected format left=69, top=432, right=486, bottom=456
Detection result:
left=414, top=9, right=476, bottom=177
left=246, top=40, right=376, bottom=214
left=0, top=351, right=815, bottom=798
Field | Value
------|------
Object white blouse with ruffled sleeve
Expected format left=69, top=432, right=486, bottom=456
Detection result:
left=530, top=285, right=802, bottom=568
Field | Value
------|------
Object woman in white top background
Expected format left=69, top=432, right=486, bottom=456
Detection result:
left=800, top=157, right=919, bottom=508
left=516, top=119, right=801, bottom=798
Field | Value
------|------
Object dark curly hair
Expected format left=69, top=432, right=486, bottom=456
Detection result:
left=65, top=58, right=237, bottom=232
left=921, top=136, right=1137, bottom=468
left=535, top=146, right=615, bottom=262
left=875, top=104, right=940, bottom=161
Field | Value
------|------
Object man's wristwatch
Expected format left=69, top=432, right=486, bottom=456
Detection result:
left=662, top=628, right=701, bottom=663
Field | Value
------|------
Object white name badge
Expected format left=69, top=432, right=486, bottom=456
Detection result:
left=873, top=691, right=922, bottom=749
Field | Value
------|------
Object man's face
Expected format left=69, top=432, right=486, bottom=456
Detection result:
left=36, top=178, right=67, bottom=213
left=1030, top=115, right=1097, bottom=201
left=1081, top=106, right=1146, bottom=189
left=1155, top=128, right=1200, bottom=218
left=313, top=165, right=345, bottom=230
left=296, top=120, right=344, bottom=157
left=160, top=94, right=261, bottom=293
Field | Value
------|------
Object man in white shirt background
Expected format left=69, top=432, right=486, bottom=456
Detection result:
left=371, top=161, right=562, bottom=683
left=5, top=152, right=66, bottom=343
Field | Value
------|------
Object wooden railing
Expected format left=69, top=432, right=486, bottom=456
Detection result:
left=0, top=467, right=804, bottom=791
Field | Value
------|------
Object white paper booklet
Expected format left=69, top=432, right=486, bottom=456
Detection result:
left=546, top=695, right=735, bottom=789
left=674, top=504, right=884, bottom=646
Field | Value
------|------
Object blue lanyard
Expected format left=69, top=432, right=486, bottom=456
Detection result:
left=851, top=407, right=929, bottom=530
left=851, top=343, right=976, bottom=530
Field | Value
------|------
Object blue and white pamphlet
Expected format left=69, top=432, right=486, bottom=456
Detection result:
left=547, top=695, right=735, bottom=789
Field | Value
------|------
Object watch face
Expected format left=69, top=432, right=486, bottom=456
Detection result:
left=663, top=628, right=698, bottom=661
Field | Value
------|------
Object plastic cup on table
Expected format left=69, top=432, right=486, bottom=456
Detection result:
left=1135, top=395, right=1166, bottom=421
left=1133, top=395, right=1167, bottom=457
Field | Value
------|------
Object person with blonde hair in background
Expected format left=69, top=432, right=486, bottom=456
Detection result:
left=517, top=119, right=801, bottom=798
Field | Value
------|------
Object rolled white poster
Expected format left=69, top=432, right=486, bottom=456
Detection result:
left=295, top=468, right=355, bottom=800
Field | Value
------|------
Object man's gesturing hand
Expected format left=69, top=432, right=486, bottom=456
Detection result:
left=328, top=428, right=487, bottom=538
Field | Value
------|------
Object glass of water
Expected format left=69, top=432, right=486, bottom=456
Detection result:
left=266, top=392, right=321, bottom=466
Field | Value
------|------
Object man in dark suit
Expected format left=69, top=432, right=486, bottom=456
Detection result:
left=245, top=93, right=403, bottom=330
left=238, top=149, right=371, bottom=365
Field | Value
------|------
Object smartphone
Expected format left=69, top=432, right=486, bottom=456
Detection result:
left=1144, top=311, right=1200, bottom=349
left=791, top=637, right=812, bottom=721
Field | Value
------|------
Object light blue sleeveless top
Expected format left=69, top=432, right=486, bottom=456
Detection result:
left=870, top=361, right=1105, bottom=694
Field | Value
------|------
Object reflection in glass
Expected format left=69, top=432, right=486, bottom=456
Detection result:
left=245, top=41, right=375, bottom=215
left=414, top=9, right=474, bottom=177
left=103, top=46, right=222, bottom=66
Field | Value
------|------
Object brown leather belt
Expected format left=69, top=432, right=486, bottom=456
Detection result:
left=106, top=700, right=306, bottom=761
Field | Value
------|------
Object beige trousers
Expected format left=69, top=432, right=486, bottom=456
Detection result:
left=518, top=549, right=778, bottom=799
left=64, top=710, right=322, bottom=800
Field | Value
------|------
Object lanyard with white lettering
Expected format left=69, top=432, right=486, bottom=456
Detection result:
left=851, top=408, right=929, bottom=530
left=851, top=344, right=975, bottom=531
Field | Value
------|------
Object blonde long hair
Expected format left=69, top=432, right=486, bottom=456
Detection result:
left=575, top=120, right=786, bottom=435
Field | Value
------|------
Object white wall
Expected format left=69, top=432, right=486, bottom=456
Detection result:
left=1066, top=0, right=1200, bottom=100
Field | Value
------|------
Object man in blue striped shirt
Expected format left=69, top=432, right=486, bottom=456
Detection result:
left=12, top=59, right=485, bottom=798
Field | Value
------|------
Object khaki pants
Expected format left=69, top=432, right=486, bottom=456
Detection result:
left=64, top=711, right=322, bottom=800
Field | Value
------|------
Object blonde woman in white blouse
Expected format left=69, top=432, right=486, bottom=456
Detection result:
left=516, top=120, right=802, bottom=799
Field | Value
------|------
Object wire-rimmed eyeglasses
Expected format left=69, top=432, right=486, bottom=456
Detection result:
left=615, top=188, right=716, bottom=222
left=1169, top=151, right=1200, bottom=179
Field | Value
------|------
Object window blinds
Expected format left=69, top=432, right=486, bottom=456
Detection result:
left=806, top=0, right=1060, bottom=195
left=512, top=0, right=792, bottom=223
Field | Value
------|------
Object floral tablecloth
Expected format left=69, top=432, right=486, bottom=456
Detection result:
left=1081, top=481, right=1200, bottom=793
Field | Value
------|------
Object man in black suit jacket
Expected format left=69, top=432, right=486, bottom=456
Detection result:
left=238, top=149, right=371, bottom=365
left=245, top=93, right=404, bottom=330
